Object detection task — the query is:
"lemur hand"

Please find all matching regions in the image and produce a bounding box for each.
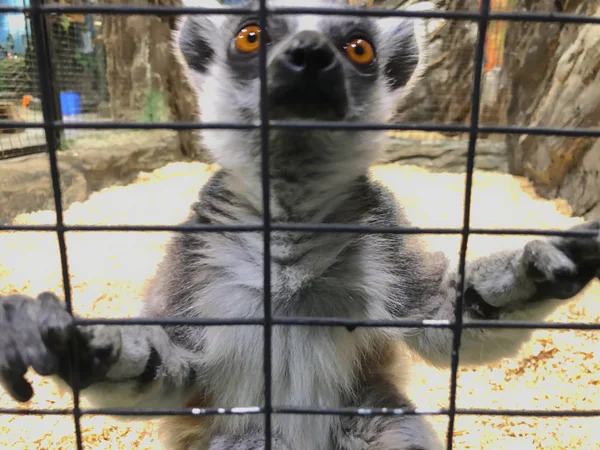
[520,220,600,303]
[466,220,600,315]
[0,292,121,402]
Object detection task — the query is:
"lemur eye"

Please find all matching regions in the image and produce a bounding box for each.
[235,25,262,53]
[344,38,375,65]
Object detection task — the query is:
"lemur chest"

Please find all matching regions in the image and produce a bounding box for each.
[202,321,378,449]
[197,234,398,447]
[205,231,396,317]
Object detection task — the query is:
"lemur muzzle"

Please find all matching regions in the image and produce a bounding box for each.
[268,30,348,119]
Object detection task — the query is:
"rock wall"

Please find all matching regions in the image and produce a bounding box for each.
[379,136,508,173]
[391,0,599,219]
[502,0,600,219]
[0,131,181,225]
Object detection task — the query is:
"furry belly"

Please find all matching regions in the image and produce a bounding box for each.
[198,325,369,449]
[159,402,339,450]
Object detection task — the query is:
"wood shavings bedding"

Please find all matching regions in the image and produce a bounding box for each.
[0,162,598,449]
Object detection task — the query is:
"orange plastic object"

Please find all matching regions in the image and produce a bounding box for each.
[22,95,32,109]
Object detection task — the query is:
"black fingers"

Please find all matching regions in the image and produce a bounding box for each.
[0,313,33,402]
[0,292,73,402]
[560,221,600,282]
[523,240,576,283]
[61,325,121,389]
[553,220,600,264]
[38,291,74,354]
[0,292,123,401]
[526,221,600,303]
[535,264,599,301]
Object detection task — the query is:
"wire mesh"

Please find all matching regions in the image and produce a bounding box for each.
[28,0,84,446]
[0,0,45,159]
[0,0,599,449]
[0,4,135,161]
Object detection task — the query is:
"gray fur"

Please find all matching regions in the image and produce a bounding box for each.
[1,1,599,449]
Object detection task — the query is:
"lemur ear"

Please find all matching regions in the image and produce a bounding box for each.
[377,2,433,99]
[173,0,226,74]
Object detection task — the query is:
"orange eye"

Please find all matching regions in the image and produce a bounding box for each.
[235,25,261,53]
[345,38,375,65]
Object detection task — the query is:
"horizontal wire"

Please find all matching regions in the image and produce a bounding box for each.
[0,4,598,24]
[2,406,599,418]
[1,223,598,238]
[72,316,600,331]
[274,407,600,418]
[0,223,264,232]
[1,120,599,138]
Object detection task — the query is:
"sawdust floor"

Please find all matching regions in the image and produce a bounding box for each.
[0,161,599,449]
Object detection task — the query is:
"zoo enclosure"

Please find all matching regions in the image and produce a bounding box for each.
[0,0,108,159]
[0,1,599,450]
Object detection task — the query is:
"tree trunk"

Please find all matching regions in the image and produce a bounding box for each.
[395,0,482,128]
[103,0,205,159]
[501,0,600,219]
[104,1,149,119]
[148,0,206,160]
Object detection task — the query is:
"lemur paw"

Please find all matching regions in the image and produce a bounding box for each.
[523,220,600,301]
[0,292,121,403]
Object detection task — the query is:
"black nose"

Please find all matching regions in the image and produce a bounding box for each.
[268,30,348,120]
[282,30,337,76]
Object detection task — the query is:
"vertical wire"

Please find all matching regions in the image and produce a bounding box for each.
[258,0,273,448]
[445,0,491,448]
[28,0,84,449]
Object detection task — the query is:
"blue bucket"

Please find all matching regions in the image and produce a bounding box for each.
[59,91,81,116]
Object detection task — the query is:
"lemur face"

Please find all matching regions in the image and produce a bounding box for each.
[176,0,429,124]
[174,0,431,173]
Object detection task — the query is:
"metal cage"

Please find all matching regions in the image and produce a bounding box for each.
[0,1,599,449]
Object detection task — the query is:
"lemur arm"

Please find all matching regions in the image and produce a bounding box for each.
[76,324,196,411]
[402,221,600,367]
[0,292,198,413]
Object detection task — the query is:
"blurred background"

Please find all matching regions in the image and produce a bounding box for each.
[0,0,597,225]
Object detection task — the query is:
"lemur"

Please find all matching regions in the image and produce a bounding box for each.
[1,0,599,449]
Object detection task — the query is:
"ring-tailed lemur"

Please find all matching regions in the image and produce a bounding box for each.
[1,1,599,449]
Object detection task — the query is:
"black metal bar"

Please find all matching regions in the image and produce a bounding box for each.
[446,0,491,447]
[1,223,598,238]
[272,407,600,418]
[28,0,83,448]
[42,10,64,150]
[0,5,23,12]
[0,223,264,232]
[258,0,273,447]
[2,120,600,139]
[68,316,600,331]
[0,4,598,25]
[2,406,600,418]
[2,305,598,330]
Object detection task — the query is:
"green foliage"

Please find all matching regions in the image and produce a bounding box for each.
[60,15,71,34]
[0,57,31,94]
[73,51,99,74]
[0,57,26,75]
[140,88,170,123]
